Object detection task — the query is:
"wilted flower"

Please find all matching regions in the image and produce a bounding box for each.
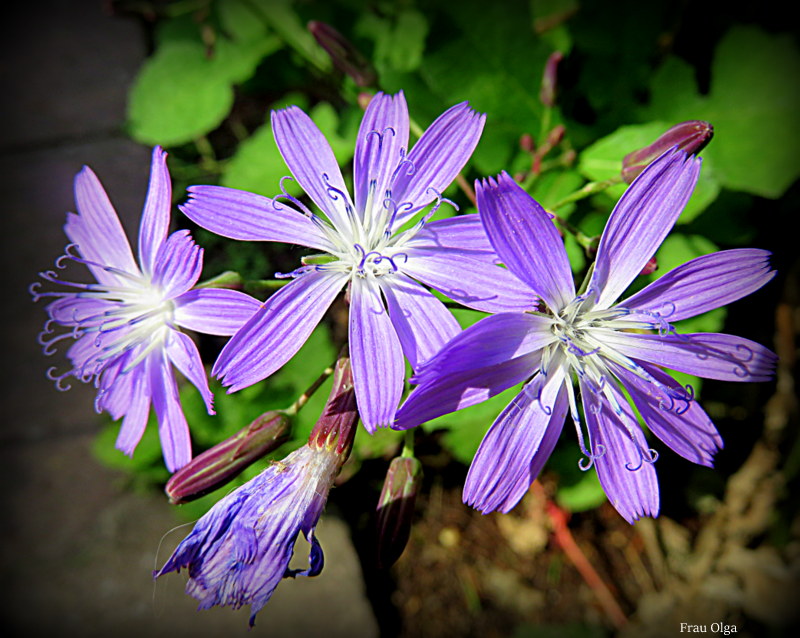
[396,149,776,523]
[155,352,358,626]
[182,91,534,431]
[30,147,260,471]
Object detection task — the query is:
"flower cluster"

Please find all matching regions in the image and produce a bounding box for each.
[33,90,777,624]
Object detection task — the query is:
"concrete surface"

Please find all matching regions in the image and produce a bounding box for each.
[0,2,379,636]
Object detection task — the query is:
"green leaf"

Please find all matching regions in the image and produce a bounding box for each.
[419,0,551,174]
[578,122,721,222]
[356,9,429,74]
[646,26,800,198]
[127,41,234,146]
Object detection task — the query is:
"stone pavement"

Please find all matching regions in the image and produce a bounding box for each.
[0,3,378,636]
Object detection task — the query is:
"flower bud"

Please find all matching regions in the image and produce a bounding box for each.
[308,349,358,464]
[539,51,564,108]
[165,411,291,504]
[640,256,658,276]
[375,456,423,569]
[622,121,713,183]
[308,21,377,87]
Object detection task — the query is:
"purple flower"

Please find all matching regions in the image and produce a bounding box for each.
[181,91,534,431]
[31,147,261,471]
[155,352,358,626]
[396,149,777,523]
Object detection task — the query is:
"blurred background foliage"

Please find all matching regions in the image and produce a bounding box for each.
[96,0,798,633]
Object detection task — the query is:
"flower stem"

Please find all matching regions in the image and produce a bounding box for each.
[285,362,336,417]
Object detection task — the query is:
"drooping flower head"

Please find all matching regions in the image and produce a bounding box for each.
[155,352,358,626]
[31,147,261,471]
[182,91,535,432]
[396,148,777,523]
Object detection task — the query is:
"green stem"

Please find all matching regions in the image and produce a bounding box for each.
[401,430,415,458]
[550,176,623,212]
[284,362,336,417]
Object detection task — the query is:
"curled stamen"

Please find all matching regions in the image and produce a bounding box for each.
[424,187,460,218]
[274,265,315,279]
[273,176,316,219]
[625,446,659,472]
[386,199,414,234]
[373,254,401,273]
[735,343,755,362]
[39,330,76,356]
[578,443,607,471]
[390,153,415,182]
[46,366,73,392]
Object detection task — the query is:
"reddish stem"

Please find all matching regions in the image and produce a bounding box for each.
[533,482,628,629]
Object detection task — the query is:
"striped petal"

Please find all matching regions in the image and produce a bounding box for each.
[590,149,701,309]
[174,288,262,336]
[477,172,575,310]
[138,146,171,276]
[181,185,335,252]
[353,91,410,218]
[391,102,485,223]
[582,378,660,523]
[349,277,405,432]
[214,271,347,391]
[619,248,775,322]
[271,106,354,232]
[464,369,568,514]
[149,349,192,472]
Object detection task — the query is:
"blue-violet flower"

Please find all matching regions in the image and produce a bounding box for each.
[396,149,777,523]
[31,147,261,471]
[181,91,535,431]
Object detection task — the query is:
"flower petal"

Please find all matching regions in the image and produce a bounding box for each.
[114,370,151,456]
[148,349,192,472]
[477,172,575,310]
[590,149,701,309]
[405,214,498,259]
[391,102,485,221]
[353,91,410,217]
[464,369,568,514]
[619,248,775,322]
[271,106,354,232]
[138,146,172,276]
[165,330,214,415]
[151,230,203,299]
[395,353,541,430]
[174,288,262,336]
[381,273,460,370]
[600,331,777,382]
[401,247,536,313]
[214,271,347,391]
[613,362,722,467]
[67,167,139,285]
[349,277,405,432]
[181,185,335,252]
[412,312,556,385]
[582,378,660,523]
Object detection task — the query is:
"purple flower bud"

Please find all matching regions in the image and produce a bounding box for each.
[539,51,564,108]
[165,411,291,504]
[639,255,658,276]
[308,21,377,87]
[520,133,536,153]
[375,456,422,568]
[622,121,714,183]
